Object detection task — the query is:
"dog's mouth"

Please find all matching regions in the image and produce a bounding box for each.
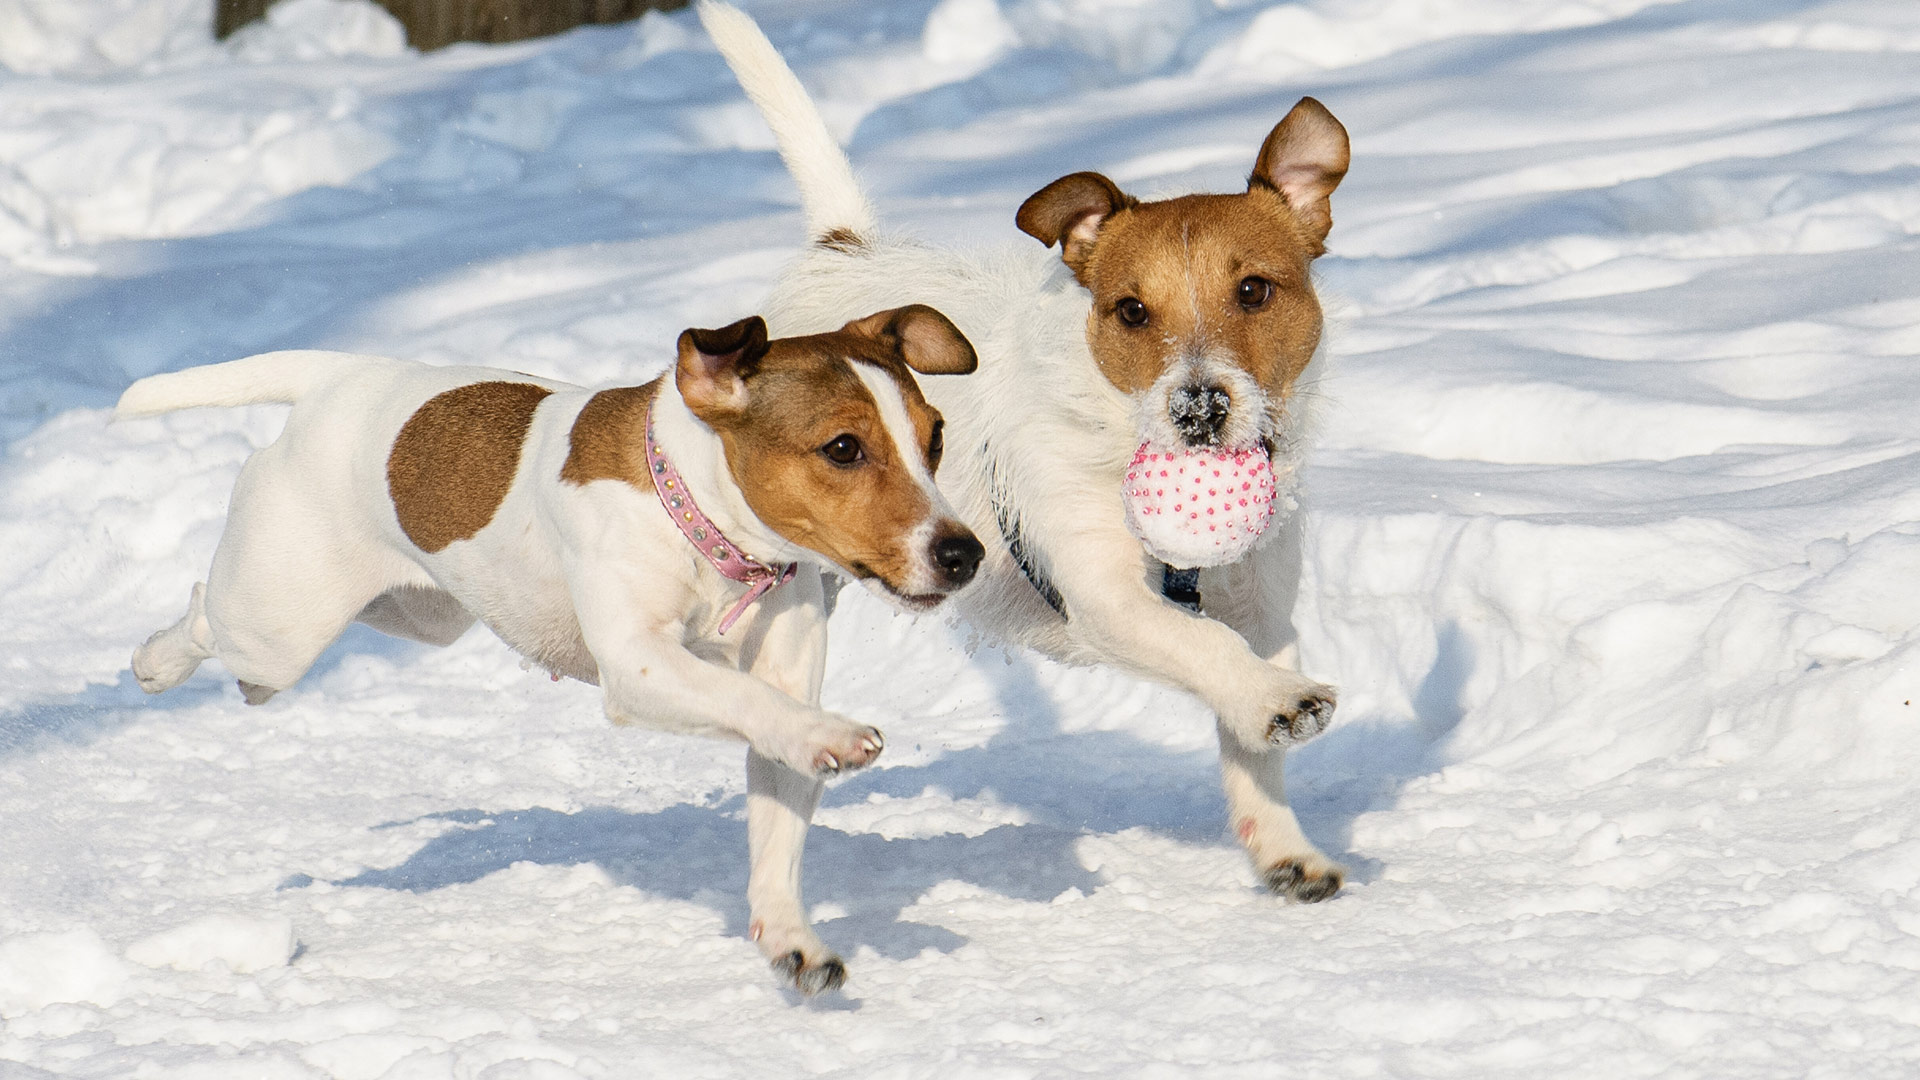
[1146,399,1283,458]
[848,561,949,612]
[889,589,946,612]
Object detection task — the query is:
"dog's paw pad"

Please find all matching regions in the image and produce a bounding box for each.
[772,950,847,995]
[1267,689,1336,745]
[1263,858,1343,903]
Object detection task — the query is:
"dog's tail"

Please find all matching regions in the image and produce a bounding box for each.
[115,350,370,419]
[696,0,877,243]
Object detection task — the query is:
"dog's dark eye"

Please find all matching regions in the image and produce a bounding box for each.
[928,419,944,471]
[820,434,864,466]
[1237,276,1274,310]
[1116,297,1149,327]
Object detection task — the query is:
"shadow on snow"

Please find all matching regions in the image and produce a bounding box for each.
[299,640,1466,958]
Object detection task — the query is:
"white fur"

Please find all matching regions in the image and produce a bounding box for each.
[701,1,1346,895]
[694,0,874,239]
[114,349,351,418]
[851,360,962,601]
[117,347,949,991]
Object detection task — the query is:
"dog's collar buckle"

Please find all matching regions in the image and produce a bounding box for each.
[645,403,798,634]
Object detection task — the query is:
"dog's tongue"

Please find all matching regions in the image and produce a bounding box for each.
[1123,439,1281,569]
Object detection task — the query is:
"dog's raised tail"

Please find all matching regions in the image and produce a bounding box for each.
[115,351,365,419]
[696,0,876,243]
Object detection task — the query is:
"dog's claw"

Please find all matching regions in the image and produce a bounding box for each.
[1268,689,1336,745]
[810,724,885,778]
[1264,858,1343,903]
[798,957,846,996]
[772,949,846,995]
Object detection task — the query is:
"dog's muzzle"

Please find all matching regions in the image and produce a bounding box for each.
[1169,383,1233,446]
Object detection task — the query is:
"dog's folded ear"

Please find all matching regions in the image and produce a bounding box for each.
[677,315,770,415]
[843,304,978,376]
[1250,97,1350,256]
[1016,171,1132,280]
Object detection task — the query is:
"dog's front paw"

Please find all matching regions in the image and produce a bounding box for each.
[751,916,847,996]
[1267,684,1336,746]
[771,948,848,996]
[811,724,885,777]
[1263,854,1344,903]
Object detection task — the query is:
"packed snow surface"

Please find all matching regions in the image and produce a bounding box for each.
[4,0,1919,1075]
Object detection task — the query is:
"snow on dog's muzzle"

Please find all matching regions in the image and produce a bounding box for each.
[1123,439,1292,569]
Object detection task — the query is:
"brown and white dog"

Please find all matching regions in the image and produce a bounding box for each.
[115,308,983,993]
[701,3,1352,902]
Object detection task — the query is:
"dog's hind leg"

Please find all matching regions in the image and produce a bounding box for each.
[1203,516,1345,902]
[196,448,415,703]
[132,582,216,693]
[205,551,408,705]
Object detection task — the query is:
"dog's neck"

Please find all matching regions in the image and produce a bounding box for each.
[649,379,810,572]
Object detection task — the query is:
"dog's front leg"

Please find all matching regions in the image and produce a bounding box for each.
[1190,507,1344,895]
[595,639,881,774]
[1197,514,1345,901]
[570,567,884,780]
[736,571,846,994]
[1214,718,1343,901]
[1040,502,1336,752]
[572,572,876,994]
[746,750,842,993]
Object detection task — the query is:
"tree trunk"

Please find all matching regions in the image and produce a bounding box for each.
[215,0,688,49]
[216,0,277,38]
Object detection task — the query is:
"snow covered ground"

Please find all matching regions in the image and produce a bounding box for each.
[3,0,1919,1074]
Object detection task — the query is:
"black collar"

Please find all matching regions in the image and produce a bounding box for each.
[986,452,1201,619]
[1161,565,1202,611]
[992,488,1067,619]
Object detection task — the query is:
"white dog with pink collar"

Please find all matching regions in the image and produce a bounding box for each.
[114,307,983,995]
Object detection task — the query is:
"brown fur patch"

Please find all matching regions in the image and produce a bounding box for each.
[388,381,552,553]
[1076,188,1323,397]
[817,227,866,253]
[560,381,659,487]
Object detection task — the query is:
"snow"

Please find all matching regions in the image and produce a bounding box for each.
[126,914,298,974]
[3,0,1919,1075]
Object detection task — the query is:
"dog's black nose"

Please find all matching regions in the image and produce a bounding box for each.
[1170,383,1233,445]
[932,531,984,588]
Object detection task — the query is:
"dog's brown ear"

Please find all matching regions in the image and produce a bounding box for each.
[844,304,978,376]
[676,315,769,417]
[1250,97,1350,256]
[1016,171,1132,280]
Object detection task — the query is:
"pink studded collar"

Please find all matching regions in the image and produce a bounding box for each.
[645,402,798,635]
